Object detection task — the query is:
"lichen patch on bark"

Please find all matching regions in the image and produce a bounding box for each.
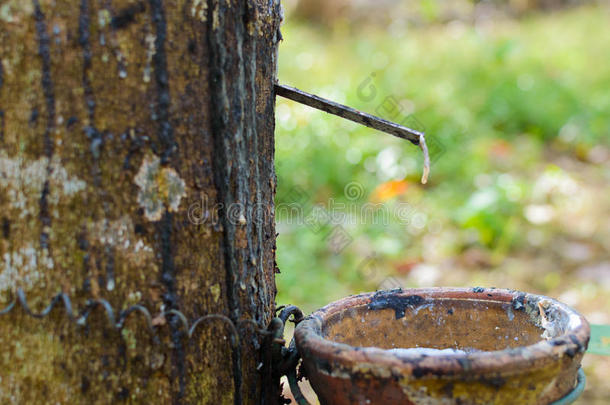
[190,0,207,22]
[0,244,53,293]
[89,215,154,258]
[0,150,87,294]
[134,153,186,221]
[87,215,158,295]
[210,283,221,303]
[143,33,156,83]
[0,0,34,23]
[0,150,86,219]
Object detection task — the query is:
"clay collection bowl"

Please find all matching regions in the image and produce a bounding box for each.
[294,287,589,405]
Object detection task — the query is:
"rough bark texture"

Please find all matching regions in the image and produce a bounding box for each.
[0,0,281,403]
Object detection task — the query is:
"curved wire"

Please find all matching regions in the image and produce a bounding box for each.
[286,336,311,405]
[188,313,243,405]
[278,305,304,325]
[116,305,154,333]
[162,309,190,336]
[17,289,74,320]
[0,299,16,315]
[287,363,310,405]
[0,289,272,340]
[189,314,239,344]
[237,318,274,337]
[1,287,298,405]
[78,298,116,327]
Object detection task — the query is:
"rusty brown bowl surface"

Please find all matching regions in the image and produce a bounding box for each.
[294,287,590,405]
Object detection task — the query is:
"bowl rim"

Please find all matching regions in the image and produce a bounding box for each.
[294,287,590,377]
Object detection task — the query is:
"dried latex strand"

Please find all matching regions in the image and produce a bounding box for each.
[419,134,430,184]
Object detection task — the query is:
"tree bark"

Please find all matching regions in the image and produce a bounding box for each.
[0,0,281,403]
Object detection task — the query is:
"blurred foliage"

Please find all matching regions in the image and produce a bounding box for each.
[275,4,609,310]
[274,5,610,402]
[285,0,594,26]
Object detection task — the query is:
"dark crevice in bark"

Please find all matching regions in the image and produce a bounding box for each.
[29,107,39,126]
[78,0,103,186]
[78,0,95,122]
[38,181,51,250]
[79,0,114,292]
[232,7,252,360]
[78,228,92,294]
[149,0,184,400]
[2,218,10,239]
[239,4,265,398]
[0,57,3,141]
[111,1,146,30]
[0,54,4,142]
[156,211,185,403]
[240,2,256,326]
[207,0,235,330]
[33,0,55,158]
[33,0,55,251]
[103,0,128,78]
[149,0,175,165]
[207,2,245,404]
[232,11,259,384]
[243,1,266,331]
[226,0,250,331]
[260,3,283,402]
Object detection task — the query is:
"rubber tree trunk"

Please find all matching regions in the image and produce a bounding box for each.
[0,0,281,403]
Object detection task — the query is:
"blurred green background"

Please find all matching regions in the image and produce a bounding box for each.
[274,1,609,403]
